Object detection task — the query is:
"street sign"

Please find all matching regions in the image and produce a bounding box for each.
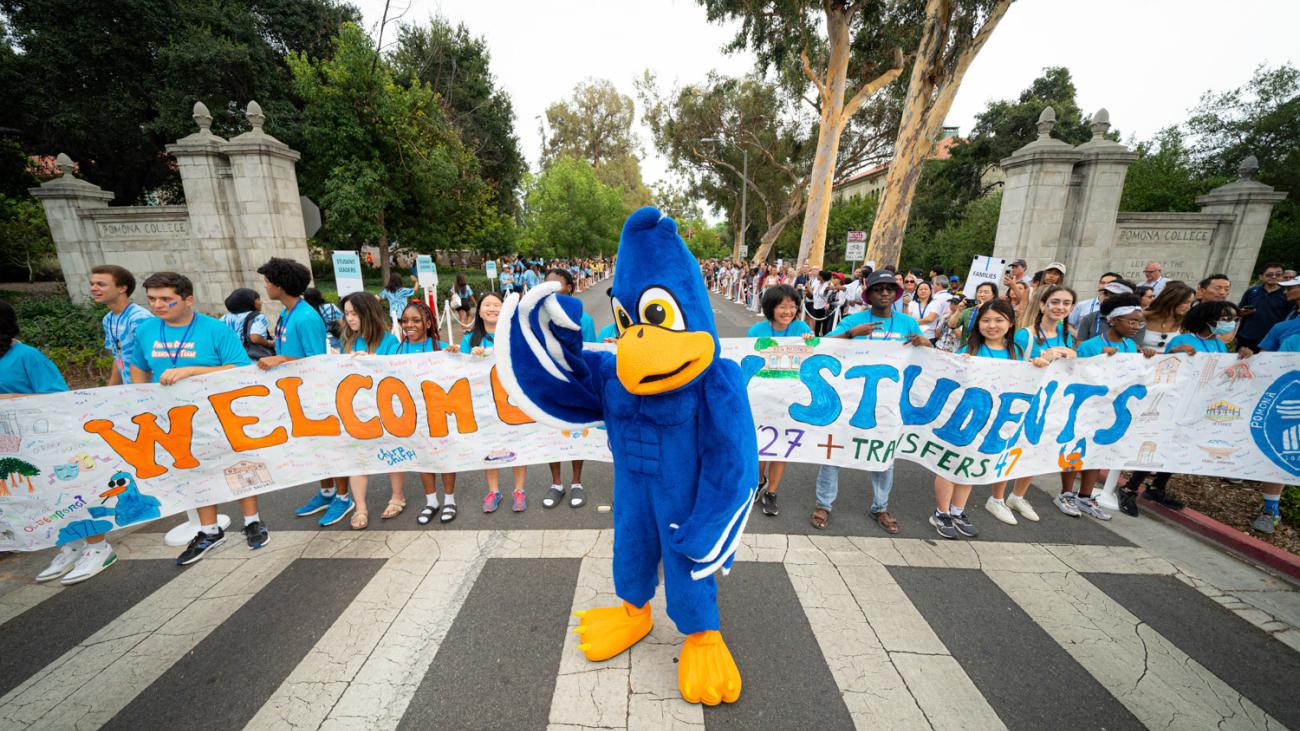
[332,250,364,297]
[739,245,749,258]
[416,254,437,288]
[301,196,321,239]
[964,255,1006,298]
[845,231,867,261]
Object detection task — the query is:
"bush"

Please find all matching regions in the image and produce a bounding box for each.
[1281,485,1300,527]
[3,290,112,387]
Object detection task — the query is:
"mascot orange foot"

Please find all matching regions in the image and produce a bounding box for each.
[679,630,742,705]
[574,601,653,661]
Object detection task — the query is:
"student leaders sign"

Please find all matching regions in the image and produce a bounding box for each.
[1,339,1296,551]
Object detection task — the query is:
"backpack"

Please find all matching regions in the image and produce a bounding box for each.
[240,313,276,360]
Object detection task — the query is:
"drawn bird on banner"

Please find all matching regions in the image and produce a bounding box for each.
[495,206,758,706]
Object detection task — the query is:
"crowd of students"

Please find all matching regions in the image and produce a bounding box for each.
[710,257,1299,540]
[0,256,610,587]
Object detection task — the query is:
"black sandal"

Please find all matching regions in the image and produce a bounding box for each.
[542,485,565,508]
[569,486,586,508]
[417,505,437,525]
[440,504,457,523]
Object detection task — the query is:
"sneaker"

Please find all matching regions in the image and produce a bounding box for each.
[1142,487,1185,510]
[950,512,979,538]
[296,491,334,517]
[177,529,226,566]
[483,491,502,513]
[1118,489,1140,518]
[984,497,1017,525]
[319,495,355,527]
[1055,492,1082,517]
[929,511,958,539]
[1006,494,1040,522]
[1075,495,1112,521]
[1252,513,1280,534]
[512,489,527,512]
[760,491,780,516]
[36,541,85,582]
[61,543,117,585]
[243,521,270,549]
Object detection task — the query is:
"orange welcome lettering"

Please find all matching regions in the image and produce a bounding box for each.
[376,377,417,437]
[420,378,478,437]
[337,374,382,439]
[490,366,534,426]
[208,385,288,452]
[276,377,341,437]
[83,406,201,479]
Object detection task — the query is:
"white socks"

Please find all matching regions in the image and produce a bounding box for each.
[201,523,220,536]
[321,487,336,497]
[244,513,260,527]
[426,493,439,508]
[444,493,455,506]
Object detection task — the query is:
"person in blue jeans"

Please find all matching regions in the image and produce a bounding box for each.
[807,270,931,533]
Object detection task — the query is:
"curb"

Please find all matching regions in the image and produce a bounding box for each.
[1139,490,1300,583]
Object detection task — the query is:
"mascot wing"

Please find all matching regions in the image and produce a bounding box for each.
[496,281,609,429]
[668,360,760,579]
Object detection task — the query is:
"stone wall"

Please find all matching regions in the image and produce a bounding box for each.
[992,108,1286,297]
[30,101,310,318]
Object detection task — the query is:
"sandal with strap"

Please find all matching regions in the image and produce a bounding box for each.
[417,505,437,525]
[440,503,458,523]
[810,506,830,530]
[350,510,369,531]
[542,485,565,509]
[381,499,406,520]
[569,485,586,508]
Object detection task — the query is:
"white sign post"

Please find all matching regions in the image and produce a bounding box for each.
[332,250,365,298]
[963,255,1007,298]
[485,260,498,292]
[845,231,867,262]
[416,255,438,288]
[739,244,749,259]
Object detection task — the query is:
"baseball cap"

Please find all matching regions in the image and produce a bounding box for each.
[1102,281,1133,295]
[1011,258,1027,268]
[949,275,960,282]
[1279,276,1300,287]
[1046,261,1067,274]
[865,270,901,293]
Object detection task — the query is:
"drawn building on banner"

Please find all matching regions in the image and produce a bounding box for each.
[1205,400,1242,423]
[224,460,272,496]
[1153,357,1180,385]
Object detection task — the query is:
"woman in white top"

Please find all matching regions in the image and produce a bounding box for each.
[906,281,944,342]
[1137,282,1194,352]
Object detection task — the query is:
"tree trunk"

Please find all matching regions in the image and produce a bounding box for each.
[377,210,391,287]
[865,97,937,267]
[0,477,8,497]
[752,190,807,263]
[795,5,853,269]
[25,474,33,492]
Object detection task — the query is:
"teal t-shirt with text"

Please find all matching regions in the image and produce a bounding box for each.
[130,313,251,382]
[827,311,922,342]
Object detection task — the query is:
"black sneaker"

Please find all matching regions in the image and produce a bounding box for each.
[950,512,978,538]
[1142,487,1184,510]
[1119,489,1140,517]
[929,511,958,539]
[243,521,270,549]
[760,491,780,516]
[177,529,226,566]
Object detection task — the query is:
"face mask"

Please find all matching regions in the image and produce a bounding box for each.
[1212,320,1237,336]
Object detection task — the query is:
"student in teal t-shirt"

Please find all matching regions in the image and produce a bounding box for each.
[597,321,619,342]
[746,285,812,518]
[0,300,68,395]
[538,268,594,511]
[1013,284,1078,363]
[1074,293,1157,359]
[128,272,264,567]
[91,264,153,387]
[380,273,416,326]
[460,292,502,354]
[255,258,327,367]
[1165,301,1238,355]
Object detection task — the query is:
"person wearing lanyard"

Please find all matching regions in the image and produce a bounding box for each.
[461,293,529,512]
[746,285,813,518]
[90,265,153,387]
[255,258,338,523]
[1062,293,1156,524]
[906,281,942,342]
[805,270,930,535]
[128,272,259,565]
[1236,275,1300,534]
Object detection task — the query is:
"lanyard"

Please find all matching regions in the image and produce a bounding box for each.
[400,338,436,354]
[867,315,895,341]
[1103,333,1135,353]
[108,303,140,352]
[767,322,793,337]
[276,299,301,344]
[915,299,930,320]
[159,317,198,367]
[1194,334,1224,353]
[978,344,1009,360]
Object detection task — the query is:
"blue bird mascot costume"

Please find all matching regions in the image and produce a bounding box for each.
[497,207,758,706]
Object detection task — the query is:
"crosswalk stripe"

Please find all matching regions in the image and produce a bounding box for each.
[313,531,492,729]
[0,539,302,729]
[986,569,1281,730]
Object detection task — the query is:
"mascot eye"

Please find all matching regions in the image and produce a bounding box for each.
[637,287,685,331]
[611,297,633,333]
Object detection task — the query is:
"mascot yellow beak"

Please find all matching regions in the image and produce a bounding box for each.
[616,325,715,395]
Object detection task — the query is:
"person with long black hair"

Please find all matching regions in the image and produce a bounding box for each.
[302,287,343,352]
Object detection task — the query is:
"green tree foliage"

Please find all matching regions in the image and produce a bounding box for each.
[542,80,652,210]
[520,157,624,259]
[289,23,493,284]
[0,0,360,205]
[391,17,525,214]
[678,218,730,259]
[904,193,1001,276]
[824,194,879,265]
[1120,127,1224,213]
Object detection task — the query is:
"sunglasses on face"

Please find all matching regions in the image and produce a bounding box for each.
[107,477,128,488]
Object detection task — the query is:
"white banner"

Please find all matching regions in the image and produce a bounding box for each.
[1,340,1296,551]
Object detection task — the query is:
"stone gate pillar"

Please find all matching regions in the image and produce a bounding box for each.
[27,155,114,304]
[992,108,1082,275]
[1064,109,1138,288]
[1195,156,1288,298]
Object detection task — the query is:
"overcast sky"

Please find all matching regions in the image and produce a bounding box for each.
[352,0,1298,191]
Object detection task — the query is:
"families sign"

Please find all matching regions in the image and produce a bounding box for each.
[1,340,1296,551]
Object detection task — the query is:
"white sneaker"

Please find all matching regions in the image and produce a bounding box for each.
[984,497,1018,525]
[1006,494,1040,522]
[36,541,85,582]
[61,543,117,585]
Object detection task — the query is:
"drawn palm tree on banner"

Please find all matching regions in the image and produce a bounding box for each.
[0,457,40,495]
